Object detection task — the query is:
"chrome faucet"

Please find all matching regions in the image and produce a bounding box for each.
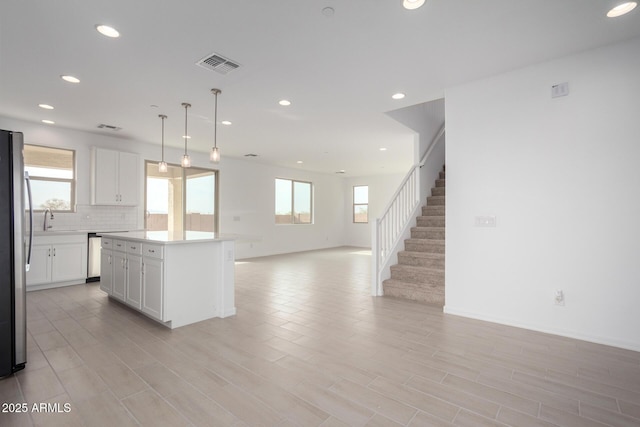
[43,208,54,231]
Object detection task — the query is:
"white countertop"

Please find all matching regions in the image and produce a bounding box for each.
[99,230,237,244]
[34,230,89,237]
[34,229,140,237]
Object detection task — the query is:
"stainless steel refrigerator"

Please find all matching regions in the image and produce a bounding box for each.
[0,129,31,377]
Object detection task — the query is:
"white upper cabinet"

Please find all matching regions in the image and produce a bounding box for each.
[91,148,139,206]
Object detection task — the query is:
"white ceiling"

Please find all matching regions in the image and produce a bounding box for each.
[1,0,639,176]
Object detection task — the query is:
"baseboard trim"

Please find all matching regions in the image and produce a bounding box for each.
[443,305,640,353]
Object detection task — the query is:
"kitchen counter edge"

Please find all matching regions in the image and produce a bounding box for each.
[98,231,238,245]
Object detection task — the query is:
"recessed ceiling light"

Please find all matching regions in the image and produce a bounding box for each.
[607,2,637,17]
[279,99,291,106]
[61,75,80,83]
[297,160,303,164]
[182,135,191,139]
[41,119,55,124]
[221,120,232,125]
[96,24,120,38]
[322,7,335,17]
[403,0,425,10]
[392,93,405,100]
[379,147,387,151]
[38,104,54,110]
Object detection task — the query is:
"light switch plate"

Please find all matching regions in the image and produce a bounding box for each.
[475,215,497,227]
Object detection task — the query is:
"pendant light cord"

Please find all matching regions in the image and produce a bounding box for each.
[161,115,165,160]
[184,104,188,155]
[214,92,218,149]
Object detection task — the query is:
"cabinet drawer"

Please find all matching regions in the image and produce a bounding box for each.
[126,241,142,255]
[113,240,127,252]
[142,244,163,259]
[102,238,113,249]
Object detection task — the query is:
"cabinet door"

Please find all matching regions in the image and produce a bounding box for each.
[100,249,113,294]
[93,148,119,205]
[126,254,142,309]
[26,245,52,286]
[51,243,86,282]
[142,258,163,321]
[112,252,127,302]
[118,152,139,206]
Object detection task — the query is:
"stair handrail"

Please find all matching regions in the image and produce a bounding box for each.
[372,123,445,295]
[420,123,445,168]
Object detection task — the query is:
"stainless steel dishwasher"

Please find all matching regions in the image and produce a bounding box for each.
[87,232,101,282]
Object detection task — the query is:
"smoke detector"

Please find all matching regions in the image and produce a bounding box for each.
[196,52,240,75]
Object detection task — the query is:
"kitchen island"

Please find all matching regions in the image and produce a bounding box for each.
[99,230,236,328]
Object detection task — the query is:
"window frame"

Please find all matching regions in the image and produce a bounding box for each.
[275,178,313,225]
[353,185,369,224]
[24,144,77,213]
[143,160,220,233]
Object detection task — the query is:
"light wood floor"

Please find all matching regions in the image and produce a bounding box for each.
[2,247,640,427]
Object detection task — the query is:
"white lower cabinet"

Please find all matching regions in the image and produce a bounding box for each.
[126,252,142,310]
[100,238,164,321]
[112,250,127,302]
[142,257,164,320]
[27,245,52,285]
[98,232,235,328]
[26,234,88,290]
[100,248,113,294]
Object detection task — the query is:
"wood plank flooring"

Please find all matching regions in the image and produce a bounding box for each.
[1,247,639,426]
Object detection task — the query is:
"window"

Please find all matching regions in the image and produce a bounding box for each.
[144,161,218,232]
[24,145,76,212]
[353,185,368,223]
[275,178,312,224]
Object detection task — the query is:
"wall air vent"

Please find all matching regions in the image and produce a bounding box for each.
[244,153,258,157]
[97,124,122,131]
[196,52,240,75]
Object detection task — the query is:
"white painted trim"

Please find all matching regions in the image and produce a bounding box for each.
[443,306,640,353]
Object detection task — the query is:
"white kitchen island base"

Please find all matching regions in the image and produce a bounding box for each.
[100,231,236,329]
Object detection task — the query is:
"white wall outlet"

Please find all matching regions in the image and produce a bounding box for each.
[474,215,497,227]
[555,289,565,306]
[551,82,569,98]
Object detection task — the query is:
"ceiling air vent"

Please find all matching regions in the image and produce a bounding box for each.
[196,52,240,75]
[97,124,122,131]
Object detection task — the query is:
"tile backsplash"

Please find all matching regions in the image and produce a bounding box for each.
[37,204,139,232]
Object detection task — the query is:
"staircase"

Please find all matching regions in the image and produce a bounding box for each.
[383,166,445,306]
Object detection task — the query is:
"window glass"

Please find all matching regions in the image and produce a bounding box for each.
[275,178,313,224]
[145,161,218,232]
[353,185,368,223]
[293,181,312,224]
[24,145,75,212]
[185,168,216,232]
[275,178,293,224]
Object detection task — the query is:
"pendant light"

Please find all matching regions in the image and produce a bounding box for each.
[158,114,168,173]
[209,88,221,164]
[181,102,191,168]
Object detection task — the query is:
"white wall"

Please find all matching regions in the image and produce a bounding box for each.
[219,157,347,259]
[445,37,640,351]
[0,116,348,259]
[342,173,405,248]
